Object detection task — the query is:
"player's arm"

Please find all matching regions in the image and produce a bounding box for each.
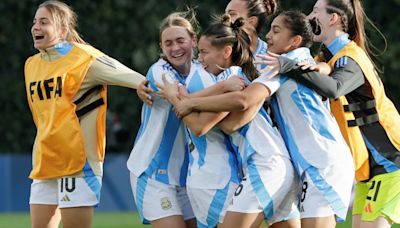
[87,55,146,89]
[279,56,365,99]
[185,76,245,99]
[157,76,229,136]
[218,83,271,134]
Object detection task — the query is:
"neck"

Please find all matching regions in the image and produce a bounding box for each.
[324,30,346,47]
[175,61,191,77]
[250,33,259,53]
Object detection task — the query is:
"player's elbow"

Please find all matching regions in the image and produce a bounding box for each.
[323,89,341,99]
[219,122,238,135]
[190,126,209,137]
[233,91,250,111]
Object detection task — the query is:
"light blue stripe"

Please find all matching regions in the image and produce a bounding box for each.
[291,83,336,141]
[271,96,303,175]
[197,221,209,228]
[206,184,229,227]
[187,70,206,93]
[179,139,190,186]
[363,134,400,173]
[146,66,159,92]
[306,166,348,222]
[191,135,207,167]
[135,104,152,143]
[327,33,350,55]
[229,135,243,177]
[136,174,151,224]
[143,108,182,184]
[82,161,101,201]
[258,107,273,126]
[247,158,274,220]
[225,135,241,183]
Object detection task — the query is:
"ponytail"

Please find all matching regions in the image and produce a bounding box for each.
[203,14,259,80]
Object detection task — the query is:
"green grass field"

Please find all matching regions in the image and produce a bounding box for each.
[1,212,399,228]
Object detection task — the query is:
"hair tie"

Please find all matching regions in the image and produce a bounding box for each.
[231,17,245,31]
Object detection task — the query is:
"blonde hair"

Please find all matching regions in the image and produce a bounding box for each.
[39,0,86,44]
[159,9,199,42]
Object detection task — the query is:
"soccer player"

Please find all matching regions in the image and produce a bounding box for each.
[258,1,400,227]
[25,1,146,228]
[254,11,354,228]
[126,11,199,228]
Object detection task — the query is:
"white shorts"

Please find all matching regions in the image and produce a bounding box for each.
[187,182,237,227]
[228,154,299,224]
[298,161,354,221]
[130,172,195,224]
[29,175,102,208]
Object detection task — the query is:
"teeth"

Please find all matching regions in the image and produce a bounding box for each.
[173,53,184,58]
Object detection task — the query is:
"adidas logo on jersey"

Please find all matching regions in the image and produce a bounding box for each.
[364,202,373,213]
[61,195,71,202]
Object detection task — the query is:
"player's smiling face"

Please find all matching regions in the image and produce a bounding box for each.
[160,26,197,74]
[31,7,65,50]
[266,15,298,54]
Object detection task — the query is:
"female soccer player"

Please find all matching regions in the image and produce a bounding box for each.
[253,11,354,228]
[258,1,400,227]
[126,11,198,228]
[25,1,146,228]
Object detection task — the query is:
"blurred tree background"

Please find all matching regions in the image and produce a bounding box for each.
[1,0,399,153]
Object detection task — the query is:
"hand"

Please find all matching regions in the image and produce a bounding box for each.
[298,62,332,75]
[222,75,245,92]
[155,73,179,102]
[137,80,153,106]
[255,51,281,78]
[178,85,190,100]
[174,99,193,118]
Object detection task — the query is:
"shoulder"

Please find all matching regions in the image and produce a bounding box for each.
[334,56,361,71]
[74,43,105,58]
[25,53,41,68]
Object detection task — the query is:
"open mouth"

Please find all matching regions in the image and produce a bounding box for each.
[309,17,321,35]
[34,35,45,41]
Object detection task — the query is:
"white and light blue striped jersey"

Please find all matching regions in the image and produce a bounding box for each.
[127,58,191,187]
[184,62,240,189]
[217,66,290,170]
[253,47,351,172]
[253,38,268,71]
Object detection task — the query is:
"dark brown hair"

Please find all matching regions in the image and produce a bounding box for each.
[242,0,279,34]
[202,14,259,80]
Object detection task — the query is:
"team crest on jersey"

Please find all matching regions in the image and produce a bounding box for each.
[160,197,172,210]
